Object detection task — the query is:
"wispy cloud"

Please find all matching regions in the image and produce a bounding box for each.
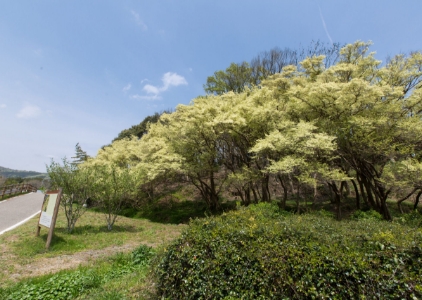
[161,72,188,90]
[130,94,161,101]
[122,83,132,92]
[133,72,187,101]
[131,10,148,31]
[143,84,160,95]
[0,104,6,109]
[317,3,333,45]
[16,103,41,119]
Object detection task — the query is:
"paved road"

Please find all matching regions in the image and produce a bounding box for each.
[0,192,45,234]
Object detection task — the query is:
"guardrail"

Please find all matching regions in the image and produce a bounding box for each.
[0,184,38,199]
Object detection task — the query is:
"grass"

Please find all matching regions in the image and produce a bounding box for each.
[1,245,155,300]
[0,205,187,288]
[1,190,420,299]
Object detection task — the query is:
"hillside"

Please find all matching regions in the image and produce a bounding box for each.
[0,166,47,179]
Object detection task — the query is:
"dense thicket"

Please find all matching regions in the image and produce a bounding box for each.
[154,203,422,299]
[85,41,422,220]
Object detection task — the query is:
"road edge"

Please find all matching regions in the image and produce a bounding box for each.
[0,210,40,235]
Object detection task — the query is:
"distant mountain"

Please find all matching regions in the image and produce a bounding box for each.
[0,166,47,178]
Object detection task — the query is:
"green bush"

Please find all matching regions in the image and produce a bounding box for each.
[351,209,383,220]
[154,203,422,299]
[132,244,154,266]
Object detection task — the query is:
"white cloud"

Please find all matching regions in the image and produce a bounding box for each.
[131,10,148,31]
[161,72,188,91]
[0,104,6,109]
[132,72,187,101]
[143,84,160,95]
[122,83,132,92]
[130,94,161,101]
[16,103,41,119]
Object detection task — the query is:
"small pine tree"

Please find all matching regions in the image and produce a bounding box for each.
[71,143,89,165]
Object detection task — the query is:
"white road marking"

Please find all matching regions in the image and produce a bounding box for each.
[0,210,40,235]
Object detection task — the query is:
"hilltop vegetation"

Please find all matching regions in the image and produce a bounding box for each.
[82,41,422,221]
[0,166,47,189]
[0,166,46,179]
[35,41,422,298]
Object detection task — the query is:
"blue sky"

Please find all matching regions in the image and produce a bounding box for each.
[1,0,421,172]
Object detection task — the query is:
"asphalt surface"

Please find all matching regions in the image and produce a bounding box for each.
[0,192,45,234]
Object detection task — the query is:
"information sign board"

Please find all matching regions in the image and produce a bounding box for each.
[36,189,62,249]
[39,193,59,228]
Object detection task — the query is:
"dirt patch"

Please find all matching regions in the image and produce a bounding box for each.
[5,242,153,282]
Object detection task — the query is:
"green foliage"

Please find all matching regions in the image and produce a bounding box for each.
[204,62,254,95]
[71,143,89,165]
[396,210,422,227]
[46,157,91,233]
[4,176,24,185]
[2,245,154,300]
[112,111,164,143]
[4,270,101,300]
[87,41,422,219]
[0,166,46,179]
[351,209,383,220]
[131,244,155,266]
[204,41,341,95]
[89,163,138,231]
[155,204,422,299]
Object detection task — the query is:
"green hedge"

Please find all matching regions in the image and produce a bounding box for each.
[154,203,422,299]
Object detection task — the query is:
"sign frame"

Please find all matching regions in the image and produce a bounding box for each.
[36,188,62,249]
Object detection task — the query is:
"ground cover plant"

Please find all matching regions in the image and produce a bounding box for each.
[155,203,422,299]
[0,205,186,288]
[0,244,154,300]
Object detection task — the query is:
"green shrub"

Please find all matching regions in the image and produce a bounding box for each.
[154,204,422,299]
[132,244,154,266]
[351,209,383,220]
[395,210,422,226]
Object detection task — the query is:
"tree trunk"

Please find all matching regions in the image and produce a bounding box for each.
[235,187,245,204]
[362,177,377,210]
[296,183,301,213]
[277,175,288,210]
[329,181,343,220]
[414,190,422,210]
[350,179,360,210]
[375,182,392,220]
[358,177,369,206]
[244,186,251,206]
[261,174,270,202]
[313,173,318,206]
[397,188,418,214]
[208,171,219,211]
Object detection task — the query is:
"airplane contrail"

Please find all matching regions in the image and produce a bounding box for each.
[317,3,334,45]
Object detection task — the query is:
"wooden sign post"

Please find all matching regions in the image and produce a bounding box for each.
[36,188,62,249]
